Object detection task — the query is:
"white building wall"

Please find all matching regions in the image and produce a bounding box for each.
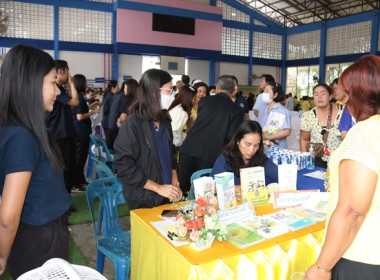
[119,54,143,82]
[59,51,108,87]
[187,59,210,85]
[25,48,281,90]
[219,61,249,85]
[251,64,281,85]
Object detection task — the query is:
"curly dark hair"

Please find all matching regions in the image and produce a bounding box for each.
[223,120,267,177]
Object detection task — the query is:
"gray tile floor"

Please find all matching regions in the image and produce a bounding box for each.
[69,216,131,280]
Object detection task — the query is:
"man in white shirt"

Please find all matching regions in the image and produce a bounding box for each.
[285,92,295,111]
[253,74,275,117]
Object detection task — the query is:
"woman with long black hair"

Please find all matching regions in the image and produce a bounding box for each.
[114,69,182,210]
[0,45,72,278]
[210,120,278,186]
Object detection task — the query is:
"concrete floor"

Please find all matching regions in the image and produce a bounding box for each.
[69,215,131,280]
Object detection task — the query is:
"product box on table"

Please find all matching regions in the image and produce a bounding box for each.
[193,176,215,200]
[240,166,268,206]
[214,172,237,210]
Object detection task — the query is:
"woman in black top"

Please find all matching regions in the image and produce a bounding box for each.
[114,69,182,210]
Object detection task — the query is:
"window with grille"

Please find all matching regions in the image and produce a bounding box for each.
[287,30,320,60]
[0,1,53,40]
[327,21,371,56]
[59,8,112,44]
[222,27,249,56]
[217,0,250,23]
[253,32,282,60]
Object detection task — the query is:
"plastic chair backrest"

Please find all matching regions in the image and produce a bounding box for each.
[187,168,212,199]
[95,135,114,163]
[89,134,100,159]
[86,178,124,237]
[86,134,101,181]
[93,159,115,179]
[93,159,126,204]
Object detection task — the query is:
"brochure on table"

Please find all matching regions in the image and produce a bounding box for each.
[227,223,265,249]
[303,170,326,181]
[270,189,320,208]
[218,202,256,225]
[238,216,289,239]
[300,191,329,212]
[151,220,189,247]
[264,210,315,231]
[278,164,298,191]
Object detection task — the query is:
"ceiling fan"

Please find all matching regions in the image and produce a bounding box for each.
[0,10,9,36]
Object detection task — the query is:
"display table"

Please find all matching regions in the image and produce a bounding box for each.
[130,203,325,280]
[297,166,326,192]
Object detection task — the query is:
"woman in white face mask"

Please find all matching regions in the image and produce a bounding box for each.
[113,69,183,210]
[257,82,291,149]
[160,82,175,110]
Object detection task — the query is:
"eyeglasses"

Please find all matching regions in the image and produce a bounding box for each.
[160,87,173,95]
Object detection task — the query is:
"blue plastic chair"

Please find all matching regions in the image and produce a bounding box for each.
[86,178,131,280]
[187,168,212,200]
[92,159,126,235]
[93,159,117,179]
[95,134,115,169]
[86,134,100,180]
[86,134,115,181]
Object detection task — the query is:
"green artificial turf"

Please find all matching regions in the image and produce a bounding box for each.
[69,193,130,225]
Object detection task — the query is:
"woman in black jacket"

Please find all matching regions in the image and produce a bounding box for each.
[114,69,182,210]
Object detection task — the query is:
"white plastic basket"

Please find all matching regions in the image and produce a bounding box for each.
[17,258,107,280]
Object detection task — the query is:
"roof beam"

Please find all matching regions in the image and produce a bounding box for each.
[315,0,342,18]
[362,0,378,10]
[290,0,325,21]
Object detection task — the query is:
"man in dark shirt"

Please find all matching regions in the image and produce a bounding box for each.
[46,60,79,193]
[178,75,244,194]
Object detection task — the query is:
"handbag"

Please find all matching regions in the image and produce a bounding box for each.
[307,104,332,158]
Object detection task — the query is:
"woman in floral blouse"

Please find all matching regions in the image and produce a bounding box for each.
[300,83,343,168]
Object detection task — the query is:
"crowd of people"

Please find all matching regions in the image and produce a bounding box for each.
[1,43,380,279]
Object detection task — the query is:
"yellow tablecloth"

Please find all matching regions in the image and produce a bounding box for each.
[130,203,325,280]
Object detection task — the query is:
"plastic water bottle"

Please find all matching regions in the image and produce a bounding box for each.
[307,145,315,170]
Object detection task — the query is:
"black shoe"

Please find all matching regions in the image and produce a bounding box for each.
[69,206,77,212]
[71,185,86,193]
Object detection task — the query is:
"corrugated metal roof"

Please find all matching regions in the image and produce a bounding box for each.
[237,0,380,27]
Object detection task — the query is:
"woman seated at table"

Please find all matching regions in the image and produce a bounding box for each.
[300,83,343,168]
[113,69,182,210]
[210,120,278,186]
[257,82,291,149]
[305,55,380,280]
